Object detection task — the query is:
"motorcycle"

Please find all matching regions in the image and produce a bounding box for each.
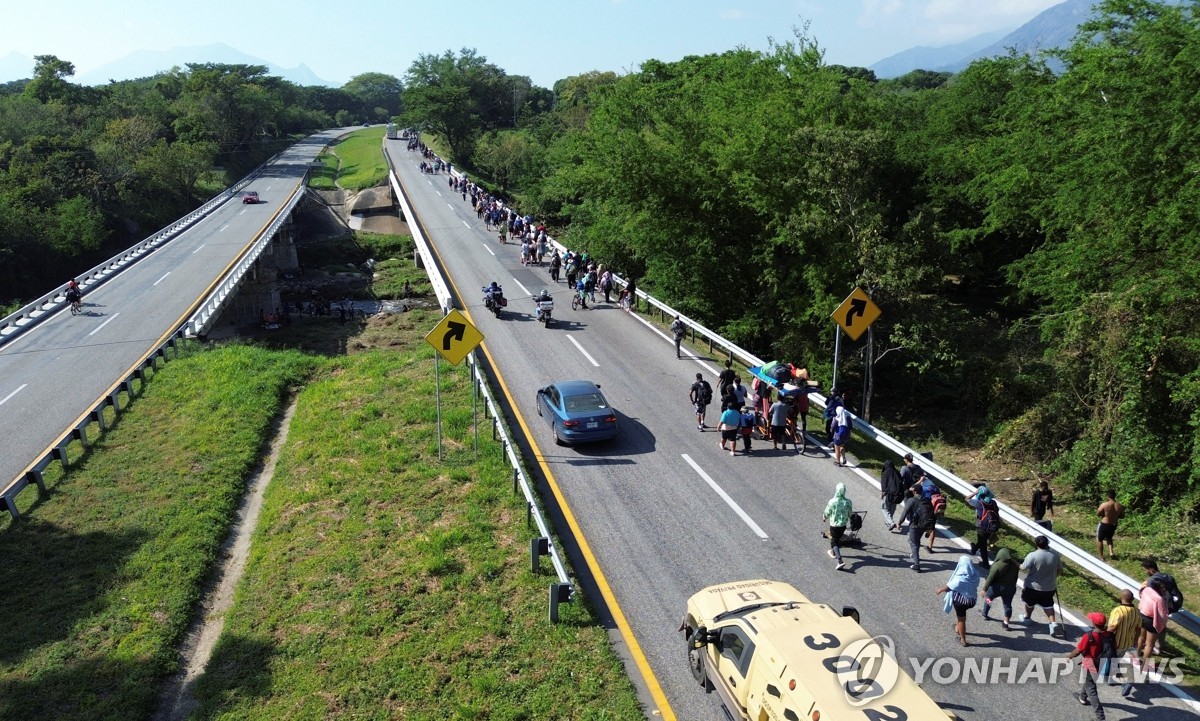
[482,286,506,318]
[535,297,554,327]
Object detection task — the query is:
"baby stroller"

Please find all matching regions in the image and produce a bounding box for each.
[822,511,867,547]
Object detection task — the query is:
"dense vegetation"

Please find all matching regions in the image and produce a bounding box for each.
[0,57,401,303]
[400,1,1200,517]
[3,0,1196,518]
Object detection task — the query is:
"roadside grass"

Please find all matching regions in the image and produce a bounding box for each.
[307,127,389,191]
[294,231,432,302]
[190,315,645,720]
[0,345,317,721]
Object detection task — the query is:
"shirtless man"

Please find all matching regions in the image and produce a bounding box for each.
[1096,490,1124,561]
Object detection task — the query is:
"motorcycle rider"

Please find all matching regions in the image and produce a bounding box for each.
[535,289,553,323]
[483,282,504,312]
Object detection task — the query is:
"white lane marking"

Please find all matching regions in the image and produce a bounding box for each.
[219,224,229,232]
[462,220,470,228]
[88,313,119,337]
[153,272,171,286]
[483,244,495,256]
[623,309,720,376]
[192,244,206,254]
[447,203,455,210]
[682,454,768,539]
[0,384,27,406]
[264,185,272,191]
[436,190,442,196]
[239,208,247,215]
[567,335,600,367]
[511,279,531,297]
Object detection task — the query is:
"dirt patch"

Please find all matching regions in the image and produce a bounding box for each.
[150,395,300,721]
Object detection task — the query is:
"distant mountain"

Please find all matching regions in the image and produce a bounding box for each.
[870,28,1011,79]
[869,0,1104,78]
[0,51,33,82]
[72,43,334,87]
[948,0,1097,71]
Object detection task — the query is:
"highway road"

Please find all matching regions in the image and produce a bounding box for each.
[0,132,340,499]
[388,141,1195,720]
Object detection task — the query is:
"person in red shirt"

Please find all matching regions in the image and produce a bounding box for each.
[1065,611,1110,719]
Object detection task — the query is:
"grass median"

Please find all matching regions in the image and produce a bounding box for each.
[309,127,389,191]
[0,344,317,721]
[191,311,644,719]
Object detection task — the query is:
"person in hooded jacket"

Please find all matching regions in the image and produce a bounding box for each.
[880,459,905,530]
[981,547,1020,631]
[936,555,980,646]
[823,483,853,571]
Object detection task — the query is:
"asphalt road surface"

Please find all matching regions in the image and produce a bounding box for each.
[388,141,1196,721]
[0,132,341,498]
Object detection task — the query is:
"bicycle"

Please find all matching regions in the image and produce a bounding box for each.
[70,299,82,315]
[571,288,588,311]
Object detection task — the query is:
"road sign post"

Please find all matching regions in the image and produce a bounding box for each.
[424,310,485,460]
[831,287,882,397]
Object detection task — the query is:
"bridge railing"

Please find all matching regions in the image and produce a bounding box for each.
[387,157,573,621]
[435,158,1199,637]
[0,154,283,348]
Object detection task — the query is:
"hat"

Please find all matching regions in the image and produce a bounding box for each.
[1087,612,1107,627]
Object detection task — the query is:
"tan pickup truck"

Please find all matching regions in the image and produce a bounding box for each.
[681,579,955,721]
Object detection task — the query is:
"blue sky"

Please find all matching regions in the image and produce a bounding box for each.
[1,0,1065,87]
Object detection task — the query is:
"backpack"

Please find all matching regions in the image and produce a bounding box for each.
[823,398,842,421]
[849,512,863,532]
[978,501,1000,535]
[1089,630,1117,667]
[1148,573,1184,614]
[930,491,947,518]
[913,497,936,531]
[697,381,713,405]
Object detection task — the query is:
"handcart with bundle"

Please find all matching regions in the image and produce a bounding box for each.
[748,361,821,454]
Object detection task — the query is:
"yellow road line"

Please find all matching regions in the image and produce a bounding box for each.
[411,187,678,721]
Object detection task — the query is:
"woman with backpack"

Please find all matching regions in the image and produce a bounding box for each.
[966,484,1000,570]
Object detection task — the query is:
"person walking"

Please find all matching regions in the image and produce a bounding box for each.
[768,396,795,452]
[980,547,1020,631]
[823,483,853,571]
[1106,590,1138,684]
[599,269,613,303]
[690,373,713,431]
[670,315,686,358]
[935,555,980,647]
[717,360,737,400]
[832,401,852,466]
[901,484,936,572]
[966,484,1000,570]
[1096,490,1124,561]
[1065,611,1112,719]
[729,377,748,409]
[1019,535,1063,637]
[880,459,905,530]
[739,406,756,454]
[1030,480,1055,531]
[718,403,742,456]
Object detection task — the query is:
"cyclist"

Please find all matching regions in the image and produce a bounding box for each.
[65,279,82,312]
[574,279,589,309]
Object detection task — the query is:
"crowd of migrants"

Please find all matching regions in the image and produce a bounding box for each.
[402,133,1184,720]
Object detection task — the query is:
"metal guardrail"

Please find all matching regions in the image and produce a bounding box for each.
[1,331,189,518]
[435,158,1199,637]
[388,160,573,621]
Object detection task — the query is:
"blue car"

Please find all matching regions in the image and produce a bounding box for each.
[536,380,618,445]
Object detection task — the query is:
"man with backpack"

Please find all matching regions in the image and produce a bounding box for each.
[966,484,1000,569]
[690,373,713,431]
[1065,611,1113,719]
[900,483,936,572]
[670,315,686,358]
